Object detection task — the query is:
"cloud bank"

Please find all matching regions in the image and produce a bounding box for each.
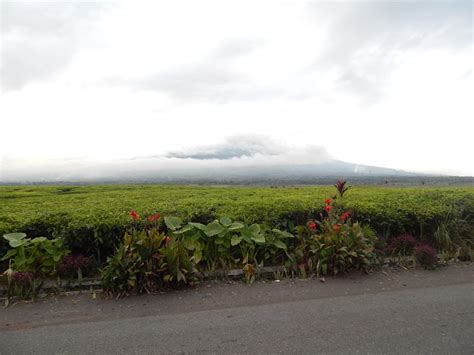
[0,135,333,181]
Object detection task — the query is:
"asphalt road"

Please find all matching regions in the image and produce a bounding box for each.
[1,265,473,354]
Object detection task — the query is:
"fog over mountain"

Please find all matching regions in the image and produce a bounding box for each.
[0,135,431,183]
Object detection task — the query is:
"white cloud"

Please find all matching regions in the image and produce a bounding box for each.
[0,0,472,178]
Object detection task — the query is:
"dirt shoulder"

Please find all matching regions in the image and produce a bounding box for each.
[1,263,472,332]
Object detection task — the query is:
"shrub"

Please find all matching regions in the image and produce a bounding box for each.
[59,254,96,279]
[298,198,376,276]
[387,234,417,257]
[415,244,438,269]
[101,214,199,297]
[1,233,69,301]
[4,271,39,301]
[1,233,69,277]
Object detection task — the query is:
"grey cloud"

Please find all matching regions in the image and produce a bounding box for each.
[0,1,107,91]
[1,135,334,182]
[131,63,244,101]
[112,38,273,103]
[167,134,285,160]
[214,38,264,58]
[307,0,472,102]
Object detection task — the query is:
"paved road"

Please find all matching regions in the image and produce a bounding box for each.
[1,265,473,354]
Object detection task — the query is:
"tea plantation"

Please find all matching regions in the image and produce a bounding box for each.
[1,185,473,259]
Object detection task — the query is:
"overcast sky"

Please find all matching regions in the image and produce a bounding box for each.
[0,0,472,179]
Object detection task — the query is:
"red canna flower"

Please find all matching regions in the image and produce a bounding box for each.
[325,198,332,205]
[298,262,308,270]
[325,205,331,213]
[339,211,350,222]
[308,221,317,231]
[147,213,161,222]
[130,210,140,221]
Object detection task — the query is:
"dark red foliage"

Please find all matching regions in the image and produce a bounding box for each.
[13,271,34,286]
[415,244,438,269]
[334,180,351,198]
[386,234,417,256]
[59,254,96,278]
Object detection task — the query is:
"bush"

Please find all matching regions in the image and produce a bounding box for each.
[1,185,473,260]
[415,244,438,269]
[297,198,376,276]
[387,234,417,257]
[100,217,199,297]
[1,233,69,301]
[58,254,96,279]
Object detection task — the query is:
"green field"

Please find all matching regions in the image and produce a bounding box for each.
[1,185,473,259]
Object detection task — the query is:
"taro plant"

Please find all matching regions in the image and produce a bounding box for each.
[1,232,69,303]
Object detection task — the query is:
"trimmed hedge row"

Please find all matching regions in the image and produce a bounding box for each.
[1,185,473,262]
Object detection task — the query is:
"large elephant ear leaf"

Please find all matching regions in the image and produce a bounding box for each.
[204,221,225,237]
[219,217,232,227]
[164,216,183,231]
[230,235,243,246]
[3,233,28,248]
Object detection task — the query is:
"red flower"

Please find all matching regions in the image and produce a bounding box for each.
[325,198,332,205]
[147,213,161,222]
[325,205,331,213]
[308,221,317,231]
[130,210,140,221]
[339,211,350,222]
[333,224,341,233]
[298,262,307,270]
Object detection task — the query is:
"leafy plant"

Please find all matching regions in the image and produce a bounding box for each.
[101,214,199,297]
[386,234,417,257]
[1,232,69,302]
[59,254,96,279]
[298,198,376,276]
[415,244,437,269]
[334,180,351,198]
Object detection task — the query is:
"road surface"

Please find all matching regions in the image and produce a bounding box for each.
[1,264,473,354]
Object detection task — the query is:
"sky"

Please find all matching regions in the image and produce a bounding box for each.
[0,0,473,180]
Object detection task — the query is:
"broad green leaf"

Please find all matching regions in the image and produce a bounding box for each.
[4,233,28,248]
[249,224,260,234]
[219,217,232,227]
[188,222,206,231]
[164,216,183,231]
[31,237,47,244]
[228,222,245,231]
[250,233,265,244]
[272,240,287,250]
[0,248,17,261]
[272,229,294,238]
[204,221,225,237]
[173,224,193,234]
[230,235,243,246]
[194,250,202,264]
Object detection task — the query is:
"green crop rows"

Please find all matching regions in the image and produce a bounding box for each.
[1,185,473,261]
